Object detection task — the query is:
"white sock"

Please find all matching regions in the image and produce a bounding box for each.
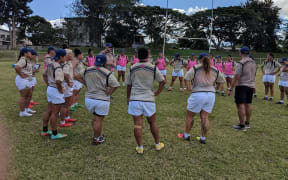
[221,91,225,93]
[264,96,268,98]
[25,108,29,112]
[156,143,160,146]
[138,145,143,149]
[60,121,65,125]
[280,100,284,103]
[65,116,70,120]
[184,132,190,138]
[200,136,206,141]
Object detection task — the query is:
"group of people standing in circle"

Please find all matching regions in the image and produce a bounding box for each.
[13,43,288,154]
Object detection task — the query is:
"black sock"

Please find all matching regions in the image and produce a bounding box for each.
[245,122,249,125]
[52,130,58,136]
[43,126,48,132]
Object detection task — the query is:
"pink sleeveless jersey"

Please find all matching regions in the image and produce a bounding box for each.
[132,56,139,65]
[87,56,95,67]
[187,59,197,71]
[118,55,128,67]
[156,57,166,70]
[210,58,215,65]
[215,62,224,72]
[224,61,234,75]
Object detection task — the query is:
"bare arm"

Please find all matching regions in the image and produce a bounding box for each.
[228,74,240,96]
[105,87,118,96]
[43,74,48,86]
[56,80,64,94]
[154,80,166,96]
[185,80,192,91]
[15,66,27,78]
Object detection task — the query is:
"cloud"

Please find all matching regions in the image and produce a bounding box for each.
[274,0,288,18]
[186,6,208,15]
[172,6,208,15]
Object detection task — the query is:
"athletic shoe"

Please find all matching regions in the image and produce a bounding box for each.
[70,107,76,111]
[275,101,284,104]
[136,147,144,154]
[221,92,225,96]
[40,130,52,136]
[19,111,32,117]
[269,98,273,101]
[92,136,105,145]
[168,87,173,91]
[65,118,77,122]
[28,104,34,109]
[199,139,206,144]
[177,133,190,141]
[232,124,247,131]
[155,143,165,151]
[76,104,83,108]
[263,97,268,100]
[216,91,219,94]
[26,108,36,114]
[59,122,73,127]
[51,133,67,140]
[245,122,250,129]
[30,101,39,105]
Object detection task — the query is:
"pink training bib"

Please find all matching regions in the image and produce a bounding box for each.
[118,55,127,67]
[187,59,197,71]
[87,56,95,67]
[156,57,166,70]
[224,61,234,75]
[215,62,224,72]
[210,58,215,65]
[132,56,139,65]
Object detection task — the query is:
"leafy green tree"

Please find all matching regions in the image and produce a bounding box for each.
[19,16,55,45]
[0,0,32,49]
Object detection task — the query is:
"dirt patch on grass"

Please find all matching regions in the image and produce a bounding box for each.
[0,117,11,180]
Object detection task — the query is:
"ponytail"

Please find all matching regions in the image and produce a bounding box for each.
[17,52,24,61]
[203,56,210,74]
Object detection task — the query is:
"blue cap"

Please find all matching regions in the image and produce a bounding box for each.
[240,46,250,54]
[105,43,112,48]
[31,49,38,56]
[120,49,125,53]
[198,52,209,59]
[94,55,107,66]
[48,46,56,52]
[20,48,31,54]
[175,53,180,58]
[54,49,66,61]
[216,55,221,59]
[191,53,196,56]
[280,57,288,63]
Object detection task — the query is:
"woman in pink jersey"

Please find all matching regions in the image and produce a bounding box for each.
[117,49,128,86]
[131,52,140,65]
[86,48,95,67]
[215,55,225,96]
[224,55,235,90]
[155,52,169,82]
[187,53,198,71]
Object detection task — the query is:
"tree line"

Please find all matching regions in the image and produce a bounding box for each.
[0,0,288,52]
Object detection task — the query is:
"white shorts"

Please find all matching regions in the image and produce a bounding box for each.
[15,75,33,91]
[64,82,73,98]
[47,86,65,105]
[128,101,156,117]
[224,74,234,78]
[31,77,37,87]
[172,69,184,77]
[117,65,126,72]
[187,92,215,113]
[278,80,288,87]
[73,80,83,90]
[160,70,167,76]
[263,75,276,83]
[85,98,110,116]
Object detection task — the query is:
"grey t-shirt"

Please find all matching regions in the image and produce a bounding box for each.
[280,66,288,82]
[172,59,187,73]
[235,58,257,88]
[261,60,281,75]
[126,62,165,102]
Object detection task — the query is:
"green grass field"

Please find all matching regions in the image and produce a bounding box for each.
[1,54,288,179]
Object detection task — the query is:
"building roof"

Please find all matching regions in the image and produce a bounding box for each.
[0,25,9,32]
